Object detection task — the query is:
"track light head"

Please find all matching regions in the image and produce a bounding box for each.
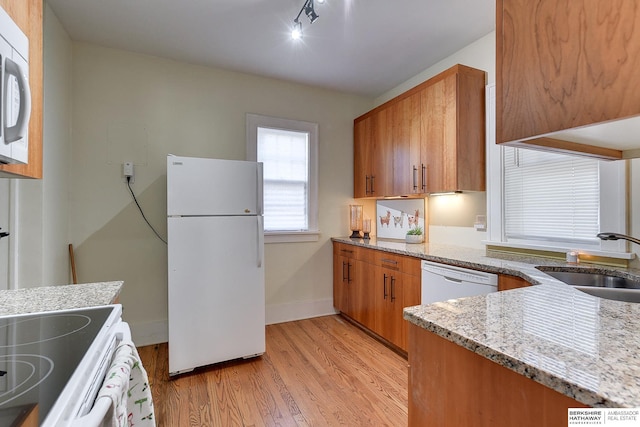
[305,1,319,24]
[291,0,323,40]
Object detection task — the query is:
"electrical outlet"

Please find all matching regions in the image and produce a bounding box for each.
[123,161,134,184]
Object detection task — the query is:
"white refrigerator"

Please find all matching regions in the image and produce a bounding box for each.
[167,155,265,376]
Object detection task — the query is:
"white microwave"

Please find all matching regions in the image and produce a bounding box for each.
[0,5,31,165]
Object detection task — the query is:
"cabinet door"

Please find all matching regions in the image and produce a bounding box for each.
[497,0,640,150]
[393,91,423,195]
[351,259,375,328]
[400,271,421,350]
[373,266,404,349]
[333,252,349,313]
[354,116,374,198]
[371,108,393,197]
[424,69,486,193]
[422,77,447,193]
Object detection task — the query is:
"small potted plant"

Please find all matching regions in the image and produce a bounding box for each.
[405,226,424,244]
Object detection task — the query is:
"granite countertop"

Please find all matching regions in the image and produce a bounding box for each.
[332,237,640,408]
[0,281,123,316]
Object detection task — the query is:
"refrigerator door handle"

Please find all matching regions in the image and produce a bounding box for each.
[256,163,264,215]
[257,216,264,268]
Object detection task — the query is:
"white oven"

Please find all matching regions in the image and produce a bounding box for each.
[0,4,31,165]
[0,305,154,427]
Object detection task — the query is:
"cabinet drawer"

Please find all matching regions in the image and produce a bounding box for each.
[334,242,357,259]
[375,252,405,271]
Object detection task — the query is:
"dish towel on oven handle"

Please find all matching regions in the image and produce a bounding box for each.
[97,340,155,427]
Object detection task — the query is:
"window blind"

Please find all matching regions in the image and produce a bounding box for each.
[257,127,309,231]
[503,147,600,244]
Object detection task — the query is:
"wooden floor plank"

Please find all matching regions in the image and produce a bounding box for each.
[139,315,408,426]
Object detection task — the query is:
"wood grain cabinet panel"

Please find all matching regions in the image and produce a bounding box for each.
[408,323,587,426]
[424,67,486,193]
[392,91,423,195]
[498,274,531,291]
[0,0,43,179]
[497,0,640,158]
[353,64,486,198]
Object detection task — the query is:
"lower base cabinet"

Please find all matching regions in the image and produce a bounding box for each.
[407,323,587,426]
[333,242,420,352]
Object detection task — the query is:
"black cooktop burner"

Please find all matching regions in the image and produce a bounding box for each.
[0,306,115,426]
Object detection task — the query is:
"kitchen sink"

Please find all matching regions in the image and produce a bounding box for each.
[539,269,640,303]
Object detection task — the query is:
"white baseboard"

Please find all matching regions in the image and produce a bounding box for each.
[266,297,338,325]
[130,319,168,347]
[129,298,337,346]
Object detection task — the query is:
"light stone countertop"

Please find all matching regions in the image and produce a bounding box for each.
[333,237,640,408]
[0,281,123,316]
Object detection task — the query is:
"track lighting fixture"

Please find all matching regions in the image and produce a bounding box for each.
[291,0,324,39]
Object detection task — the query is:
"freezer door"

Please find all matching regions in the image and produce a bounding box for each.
[167,155,263,216]
[168,215,265,375]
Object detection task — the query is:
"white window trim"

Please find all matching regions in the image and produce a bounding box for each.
[485,84,630,259]
[246,113,319,244]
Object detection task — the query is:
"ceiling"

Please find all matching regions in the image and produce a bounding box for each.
[46,0,495,98]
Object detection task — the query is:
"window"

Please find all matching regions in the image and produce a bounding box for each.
[503,148,600,245]
[486,84,628,257]
[247,114,319,243]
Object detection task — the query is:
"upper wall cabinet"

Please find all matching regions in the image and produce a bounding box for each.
[497,0,640,160]
[354,64,487,198]
[0,0,43,178]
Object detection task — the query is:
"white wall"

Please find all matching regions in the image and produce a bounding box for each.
[68,43,372,345]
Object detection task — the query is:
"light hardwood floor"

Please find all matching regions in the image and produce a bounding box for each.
[138,315,408,426]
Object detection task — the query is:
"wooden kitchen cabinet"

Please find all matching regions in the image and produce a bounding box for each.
[353,64,486,198]
[332,243,421,352]
[424,67,486,193]
[333,242,356,314]
[408,323,587,426]
[496,0,640,159]
[332,242,375,327]
[353,111,393,198]
[0,0,43,179]
[392,91,423,195]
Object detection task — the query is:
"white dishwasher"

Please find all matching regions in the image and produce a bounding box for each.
[421,260,498,304]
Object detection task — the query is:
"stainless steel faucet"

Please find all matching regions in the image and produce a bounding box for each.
[597,232,640,246]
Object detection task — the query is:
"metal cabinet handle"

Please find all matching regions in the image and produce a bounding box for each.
[371,175,376,194]
[365,175,370,195]
[391,276,396,302]
[412,166,418,191]
[347,262,352,283]
[381,258,398,265]
[421,164,426,192]
[383,273,388,299]
[342,261,347,282]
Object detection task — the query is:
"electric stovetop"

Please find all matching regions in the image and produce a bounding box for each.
[0,305,117,426]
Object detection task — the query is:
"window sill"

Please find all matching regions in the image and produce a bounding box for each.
[265,231,320,244]
[484,240,636,260]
